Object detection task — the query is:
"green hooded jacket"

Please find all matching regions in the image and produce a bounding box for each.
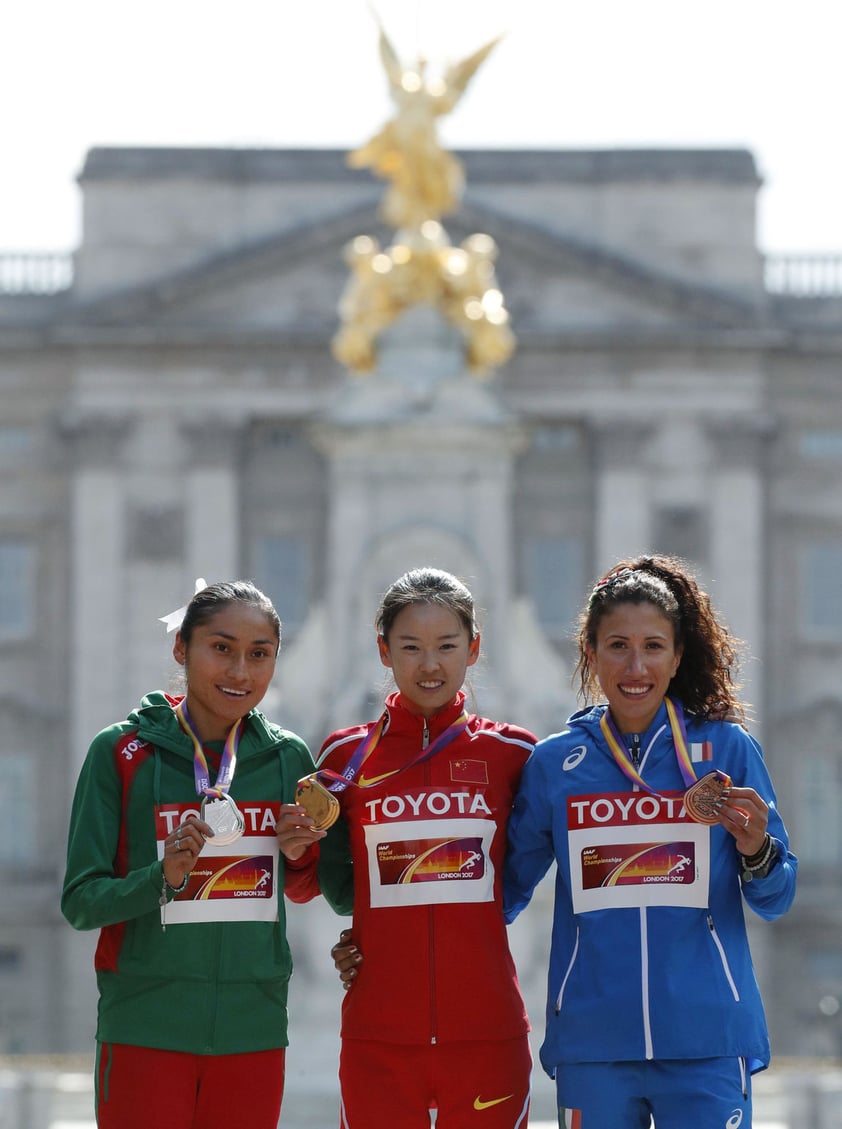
[62,691,352,1054]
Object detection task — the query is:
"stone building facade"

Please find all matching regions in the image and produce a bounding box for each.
[0,146,841,1066]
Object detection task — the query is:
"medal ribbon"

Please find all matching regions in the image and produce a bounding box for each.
[318,709,469,792]
[174,699,244,799]
[599,695,698,796]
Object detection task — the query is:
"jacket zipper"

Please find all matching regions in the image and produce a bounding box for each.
[554,926,580,1014]
[629,734,642,766]
[641,909,653,1059]
[629,729,663,1062]
[707,913,740,1000]
[423,718,436,1043]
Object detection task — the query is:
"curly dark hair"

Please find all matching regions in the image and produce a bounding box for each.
[574,554,747,723]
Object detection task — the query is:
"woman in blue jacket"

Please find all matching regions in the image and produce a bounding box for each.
[504,555,796,1129]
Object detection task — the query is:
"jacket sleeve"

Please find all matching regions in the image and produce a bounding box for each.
[281,736,354,915]
[728,726,798,921]
[742,826,798,921]
[61,729,165,931]
[316,815,354,916]
[282,846,321,903]
[502,747,557,924]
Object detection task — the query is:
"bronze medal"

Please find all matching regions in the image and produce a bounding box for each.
[295,774,340,831]
[683,768,732,824]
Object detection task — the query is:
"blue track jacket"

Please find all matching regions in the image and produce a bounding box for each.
[503,700,797,1078]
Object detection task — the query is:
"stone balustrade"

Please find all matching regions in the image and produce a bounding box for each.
[0,252,73,294]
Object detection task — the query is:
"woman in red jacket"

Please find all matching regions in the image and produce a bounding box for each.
[305,567,535,1129]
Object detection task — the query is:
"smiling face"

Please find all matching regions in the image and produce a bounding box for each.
[378,601,480,719]
[586,600,683,734]
[173,602,279,741]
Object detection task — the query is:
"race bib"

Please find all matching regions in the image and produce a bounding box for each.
[155,801,280,924]
[568,791,711,913]
[364,817,496,908]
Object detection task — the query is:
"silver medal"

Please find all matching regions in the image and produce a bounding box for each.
[201,793,245,845]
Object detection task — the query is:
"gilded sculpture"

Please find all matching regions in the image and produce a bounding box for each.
[332,15,515,376]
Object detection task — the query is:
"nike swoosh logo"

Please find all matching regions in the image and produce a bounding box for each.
[473,1095,513,1111]
[357,770,396,787]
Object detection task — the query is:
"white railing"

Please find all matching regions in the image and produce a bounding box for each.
[2,252,841,301]
[765,254,842,297]
[0,254,73,295]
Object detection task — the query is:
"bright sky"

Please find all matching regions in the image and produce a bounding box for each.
[3,0,841,254]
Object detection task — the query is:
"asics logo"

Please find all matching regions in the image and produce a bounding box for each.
[563,745,587,771]
[473,1095,512,1111]
[726,1110,744,1128]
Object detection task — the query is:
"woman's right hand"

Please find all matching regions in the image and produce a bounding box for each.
[331,929,362,991]
[162,815,211,889]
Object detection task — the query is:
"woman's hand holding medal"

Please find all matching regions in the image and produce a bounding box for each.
[716,784,769,857]
[685,770,769,855]
[275,801,328,862]
[162,815,212,890]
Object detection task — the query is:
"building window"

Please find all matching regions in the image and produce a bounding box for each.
[0,539,35,642]
[0,754,34,865]
[0,947,22,972]
[799,432,842,460]
[523,535,585,640]
[653,506,706,569]
[531,426,579,453]
[801,542,842,640]
[254,536,309,635]
[798,755,842,865]
[0,427,33,456]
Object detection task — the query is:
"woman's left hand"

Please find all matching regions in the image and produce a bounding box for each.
[331,929,362,991]
[275,802,326,861]
[718,785,768,855]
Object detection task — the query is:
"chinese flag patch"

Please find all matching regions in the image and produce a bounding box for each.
[450,758,489,785]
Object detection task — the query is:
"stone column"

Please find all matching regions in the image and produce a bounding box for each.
[62,411,133,779]
[59,409,132,1053]
[180,418,244,583]
[590,419,656,573]
[705,418,772,739]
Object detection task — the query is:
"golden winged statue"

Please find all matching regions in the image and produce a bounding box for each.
[349,18,500,228]
[333,16,515,377]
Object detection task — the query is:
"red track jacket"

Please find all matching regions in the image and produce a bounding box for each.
[318,691,535,1045]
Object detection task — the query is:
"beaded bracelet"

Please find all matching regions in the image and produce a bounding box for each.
[159,869,190,931]
[739,834,777,882]
[167,872,191,894]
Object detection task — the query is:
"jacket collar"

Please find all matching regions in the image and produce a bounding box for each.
[383,690,467,741]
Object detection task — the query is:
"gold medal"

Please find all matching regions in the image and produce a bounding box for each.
[295,774,340,831]
[683,768,732,824]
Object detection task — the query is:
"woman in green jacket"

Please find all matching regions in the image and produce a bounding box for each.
[62,579,351,1129]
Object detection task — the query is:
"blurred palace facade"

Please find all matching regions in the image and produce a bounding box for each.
[0,146,841,1059]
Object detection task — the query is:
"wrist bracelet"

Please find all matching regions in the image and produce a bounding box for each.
[741,833,772,867]
[739,834,777,882]
[167,872,191,894]
[159,869,190,932]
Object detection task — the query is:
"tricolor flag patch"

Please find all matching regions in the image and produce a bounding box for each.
[690,741,713,763]
[561,1109,583,1129]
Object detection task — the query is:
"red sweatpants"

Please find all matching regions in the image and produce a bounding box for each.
[339,1035,532,1128]
[95,1042,286,1129]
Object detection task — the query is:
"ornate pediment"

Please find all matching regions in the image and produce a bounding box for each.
[47,200,764,346]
